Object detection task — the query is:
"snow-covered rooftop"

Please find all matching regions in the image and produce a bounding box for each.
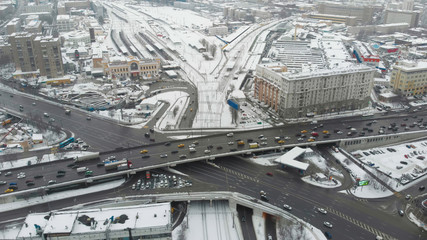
[274,147,309,170]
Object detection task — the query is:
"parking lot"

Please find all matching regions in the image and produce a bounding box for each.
[131,171,192,191]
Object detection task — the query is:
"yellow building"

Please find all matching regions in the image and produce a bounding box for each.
[104,56,160,80]
[390,61,427,97]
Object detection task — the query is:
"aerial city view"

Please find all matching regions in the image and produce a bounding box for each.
[0,0,427,239]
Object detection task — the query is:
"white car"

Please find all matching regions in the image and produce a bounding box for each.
[283,204,292,211]
[204,149,211,154]
[226,133,234,137]
[318,208,327,214]
[160,154,168,158]
[323,221,333,228]
[17,172,26,179]
[260,142,268,146]
[228,141,234,145]
[284,136,291,140]
[260,137,268,141]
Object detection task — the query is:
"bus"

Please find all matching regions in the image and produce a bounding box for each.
[362,113,374,118]
[59,137,75,148]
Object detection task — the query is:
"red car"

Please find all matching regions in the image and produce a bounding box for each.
[266,172,273,176]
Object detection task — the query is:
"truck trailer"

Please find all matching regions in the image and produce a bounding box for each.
[104,159,132,171]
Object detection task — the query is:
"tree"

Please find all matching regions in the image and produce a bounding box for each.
[210,44,217,57]
[173,106,179,117]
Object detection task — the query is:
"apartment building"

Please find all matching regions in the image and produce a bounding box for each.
[9,32,64,79]
[254,64,375,118]
[390,61,427,97]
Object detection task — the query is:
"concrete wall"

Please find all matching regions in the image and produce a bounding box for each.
[339,130,427,151]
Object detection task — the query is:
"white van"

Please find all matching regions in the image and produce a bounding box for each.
[189,147,196,153]
[76,167,88,173]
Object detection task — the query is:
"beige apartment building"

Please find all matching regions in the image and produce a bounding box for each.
[390,61,427,97]
[9,32,64,79]
[254,63,375,118]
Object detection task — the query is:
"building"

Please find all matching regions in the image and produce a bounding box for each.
[6,18,21,35]
[254,63,375,118]
[352,41,380,67]
[9,32,64,79]
[253,63,287,112]
[208,26,228,36]
[23,2,53,14]
[56,15,74,32]
[390,61,427,96]
[24,19,42,34]
[104,56,160,80]
[0,36,11,62]
[385,9,420,28]
[15,203,172,240]
[303,13,357,26]
[317,1,375,24]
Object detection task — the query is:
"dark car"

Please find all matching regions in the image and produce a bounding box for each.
[97,162,105,167]
[247,138,254,143]
[171,150,178,154]
[324,231,332,239]
[144,133,150,138]
[216,146,223,150]
[420,186,425,191]
[164,142,171,146]
[141,155,150,158]
[149,138,155,142]
[26,182,35,186]
[260,195,269,202]
[34,175,43,179]
[230,148,237,152]
[150,128,155,133]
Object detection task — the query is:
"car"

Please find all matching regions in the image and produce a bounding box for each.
[260,137,267,141]
[149,138,155,142]
[164,142,171,146]
[207,145,213,149]
[300,130,307,133]
[324,231,332,239]
[32,102,36,106]
[228,141,234,145]
[17,172,26,179]
[241,216,246,222]
[278,140,285,144]
[204,149,211,154]
[141,155,150,159]
[97,162,105,167]
[216,146,223,150]
[230,148,237,152]
[140,150,148,154]
[283,204,292,211]
[160,154,168,158]
[398,210,404,216]
[144,133,150,138]
[179,155,187,159]
[178,144,185,148]
[419,186,425,191]
[0,181,6,185]
[150,128,155,133]
[260,195,269,202]
[318,208,327,214]
[48,180,57,185]
[258,134,264,138]
[260,142,268,146]
[400,161,408,165]
[267,234,272,240]
[266,172,273,176]
[132,184,136,190]
[5,171,12,176]
[43,113,49,117]
[86,116,91,120]
[405,194,411,200]
[5,189,14,193]
[226,133,234,137]
[323,221,333,228]
[26,182,35,186]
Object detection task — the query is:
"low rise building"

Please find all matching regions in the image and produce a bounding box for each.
[104,56,160,80]
[390,61,427,96]
[15,203,172,240]
[56,15,74,32]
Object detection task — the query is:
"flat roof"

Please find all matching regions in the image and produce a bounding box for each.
[274,147,309,171]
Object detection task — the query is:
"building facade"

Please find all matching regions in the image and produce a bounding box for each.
[56,15,74,32]
[317,1,375,24]
[104,56,160,80]
[254,64,375,119]
[390,61,427,97]
[9,32,64,79]
[385,9,420,28]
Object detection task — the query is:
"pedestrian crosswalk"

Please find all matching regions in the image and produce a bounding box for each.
[218,165,259,183]
[327,208,397,240]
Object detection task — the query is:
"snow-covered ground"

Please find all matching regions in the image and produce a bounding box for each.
[352,140,427,183]
[0,151,98,171]
[331,150,394,198]
[172,200,241,240]
[301,175,342,189]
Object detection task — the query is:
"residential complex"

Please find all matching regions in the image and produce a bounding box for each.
[390,61,427,97]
